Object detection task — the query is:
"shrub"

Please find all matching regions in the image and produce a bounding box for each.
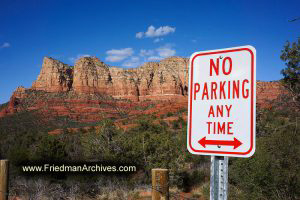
[166,112,173,117]
[32,135,67,162]
[230,110,300,200]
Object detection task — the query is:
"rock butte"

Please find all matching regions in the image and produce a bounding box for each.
[31,56,189,101]
[0,56,287,121]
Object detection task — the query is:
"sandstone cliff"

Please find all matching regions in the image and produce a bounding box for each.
[32,57,73,92]
[31,56,189,101]
[73,57,111,94]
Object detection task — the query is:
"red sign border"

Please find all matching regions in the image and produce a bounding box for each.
[188,47,255,156]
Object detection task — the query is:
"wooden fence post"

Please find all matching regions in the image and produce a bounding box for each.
[152,168,169,200]
[0,160,9,200]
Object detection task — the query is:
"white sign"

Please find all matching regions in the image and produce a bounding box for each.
[187,46,256,157]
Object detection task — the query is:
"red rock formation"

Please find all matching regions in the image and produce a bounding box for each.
[155,57,189,96]
[256,81,287,108]
[13,86,26,98]
[71,56,189,101]
[0,86,26,117]
[32,57,73,92]
[73,57,112,94]
[108,57,189,101]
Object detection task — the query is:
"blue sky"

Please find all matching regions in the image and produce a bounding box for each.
[0,0,299,104]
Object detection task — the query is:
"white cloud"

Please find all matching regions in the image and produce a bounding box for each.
[139,49,154,57]
[103,44,176,67]
[142,45,176,61]
[106,48,134,62]
[131,56,140,62]
[106,56,125,62]
[156,45,176,58]
[136,25,175,39]
[122,56,140,67]
[145,25,175,38]
[69,54,91,63]
[154,38,164,43]
[191,39,197,43]
[148,56,162,61]
[106,48,133,56]
[79,54,91,58]
[0,42,10,48]
[136,32,144,39]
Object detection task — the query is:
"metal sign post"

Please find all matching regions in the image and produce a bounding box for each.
[210,156,228,200]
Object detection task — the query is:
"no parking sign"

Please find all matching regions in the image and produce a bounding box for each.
[187,46,256,157]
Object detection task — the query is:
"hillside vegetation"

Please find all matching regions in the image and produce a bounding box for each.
[0,101,299,199]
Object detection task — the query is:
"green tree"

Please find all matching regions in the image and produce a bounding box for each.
[33,135,67,162]
[280,38,300,108]
[81,119,120,161]
[230,109,300,200]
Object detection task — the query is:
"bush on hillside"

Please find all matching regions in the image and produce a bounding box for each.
[230,109,300,200]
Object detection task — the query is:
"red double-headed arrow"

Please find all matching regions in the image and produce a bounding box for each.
[198,137,242,149]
